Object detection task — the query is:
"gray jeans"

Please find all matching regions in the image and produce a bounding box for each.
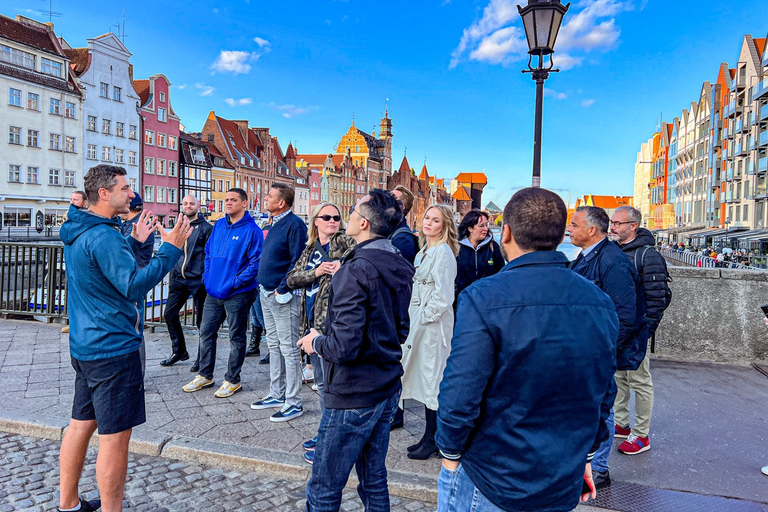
[261,292,303,407]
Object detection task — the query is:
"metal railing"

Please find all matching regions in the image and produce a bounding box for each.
[0,241,200,328]
[661,249,759,270]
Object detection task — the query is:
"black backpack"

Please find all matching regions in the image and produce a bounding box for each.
[634,245,672,309]
[388,225,418,242]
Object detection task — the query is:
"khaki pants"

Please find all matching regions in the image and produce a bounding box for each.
[614,352,654,438]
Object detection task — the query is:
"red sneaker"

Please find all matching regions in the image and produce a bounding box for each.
[614,424,631,439]
[618,434,650,455]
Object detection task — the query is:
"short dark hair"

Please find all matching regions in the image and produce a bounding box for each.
[71,190,87,202]
[83,165,127,205]
[576,206,609,233]
[503,187,566,251]
[359,188,403,238]
[458,209,489,240]
[228,187,248,202]
[393,185,414,215]
[271,182,294,207]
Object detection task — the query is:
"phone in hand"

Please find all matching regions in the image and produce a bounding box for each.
[581,474,594,496]
[761,304,768,318]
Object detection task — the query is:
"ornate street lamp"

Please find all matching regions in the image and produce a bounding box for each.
[518,0,569,187]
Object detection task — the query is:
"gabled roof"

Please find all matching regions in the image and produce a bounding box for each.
[398,156,411,173]
[63,47,89,76]
[211,113,260,168]
[133,79,150,105]
[0,15,60,56]
[297,154,331,166]
[285,142,295,159]
[455,172,487,185]
[453,186,471,201]
[418,164,429,180]
[199,138,234,169]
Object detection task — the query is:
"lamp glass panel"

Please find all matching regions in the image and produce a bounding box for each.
[549,10,564,48]
[522,10,537,51]
[535,9,554,49]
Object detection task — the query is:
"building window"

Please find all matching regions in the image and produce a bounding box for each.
[27,92,39,110]
[159,92,165,103]
[157,186,166,203]
[157,159,166,175]
[41,58,62,77]
[158,107,167,122]
[8,164,21,183]
[9,88,21,107]
[65,101,76,119]
[86,144,97,160]
[115,148,124,163]
[218,200,223,212]
[218,180,223,192]
[64,170,76,187]
[128,151,137,165]
[65,136,75,153]
[27,166,39,184]
[49,168,60,185]
[102,119,111,135]
[116,122,124,137]
[168,188,177,204]
[129,125,137,139]
[87,115,96,131]
[101,146,111,161]
[169,136,177,150]
[7,125,21,145]
[144,157,154,174]
[1,45,35,70]
[100,82,108,98]
[113,86,122,102]
[226,180,231,190]
[143,185,154,202]
[145,130,154,145]
[157,133,166,148]
[49,98,61,115]
[3,207,32,227]
[168,161,177,177]
[27,130,40,148]
[49,133,61,151]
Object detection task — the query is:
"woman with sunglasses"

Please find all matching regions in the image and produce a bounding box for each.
[287,202,355,464]
[400,204,459,459]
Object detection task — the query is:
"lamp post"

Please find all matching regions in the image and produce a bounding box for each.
[724,217,731,250]
[518,0,570,188]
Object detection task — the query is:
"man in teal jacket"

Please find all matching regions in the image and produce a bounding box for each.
[59,164,192,512]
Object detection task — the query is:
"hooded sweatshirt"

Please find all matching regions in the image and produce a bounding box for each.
[203,211,263,300]
[60,205,181,361]
[455,234,505,298]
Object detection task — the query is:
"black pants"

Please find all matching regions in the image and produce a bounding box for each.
[164,278,207,356]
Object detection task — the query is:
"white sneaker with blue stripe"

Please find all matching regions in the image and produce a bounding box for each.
[250,395,285,410]
[270,403,304,422]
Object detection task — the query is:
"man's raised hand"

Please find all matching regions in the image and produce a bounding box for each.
[130,210,161,243]
[161,214,193,249]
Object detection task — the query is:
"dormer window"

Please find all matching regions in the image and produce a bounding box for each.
[1,45,35,70]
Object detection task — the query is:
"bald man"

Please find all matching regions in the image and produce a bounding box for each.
[161,195,213,367]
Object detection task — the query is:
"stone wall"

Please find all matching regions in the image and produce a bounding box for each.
[655,267,768,363]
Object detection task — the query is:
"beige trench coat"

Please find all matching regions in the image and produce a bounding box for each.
[400,243,456,410]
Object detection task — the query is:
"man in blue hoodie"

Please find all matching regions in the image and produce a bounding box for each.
[59,164,191,512]
[183,188,263,399]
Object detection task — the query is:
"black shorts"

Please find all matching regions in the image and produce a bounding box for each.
[71,350,146,435]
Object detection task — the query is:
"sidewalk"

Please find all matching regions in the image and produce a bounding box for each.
[1,318,767,511]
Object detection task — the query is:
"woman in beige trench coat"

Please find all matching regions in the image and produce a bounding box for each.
[400,204,459,460]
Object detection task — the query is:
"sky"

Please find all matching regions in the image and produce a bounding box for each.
[4,0,767,207]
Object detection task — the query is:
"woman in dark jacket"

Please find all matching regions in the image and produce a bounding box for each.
[455,210,504,299]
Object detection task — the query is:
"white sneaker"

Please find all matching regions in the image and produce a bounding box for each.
[762,466,768,476]
[302,366,315,383]
[182,375,214,393]
[214,380,241,398]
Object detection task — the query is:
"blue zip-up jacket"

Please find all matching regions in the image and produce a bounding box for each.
[436,251,618,512]
[203,211,263,300]
[570,237,649,370]
[60,205,181,361]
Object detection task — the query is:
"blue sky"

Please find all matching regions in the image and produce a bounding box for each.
[6,0,767,207]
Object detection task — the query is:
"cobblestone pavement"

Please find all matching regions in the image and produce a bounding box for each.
[0,432,435,512]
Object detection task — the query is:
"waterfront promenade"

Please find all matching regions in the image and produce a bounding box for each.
[1,318,767,511]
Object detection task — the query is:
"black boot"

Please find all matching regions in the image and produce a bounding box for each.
[408,406,439,459]
[391,406,404,431]
[245,327,262,357]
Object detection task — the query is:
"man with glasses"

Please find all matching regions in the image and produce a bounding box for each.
[610,206,671,456]
[567,206,648,489]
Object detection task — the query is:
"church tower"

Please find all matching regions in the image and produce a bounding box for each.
[379,108,393,174]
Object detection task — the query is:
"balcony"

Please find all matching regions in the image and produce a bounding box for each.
[761,103,768,122]
[748,160,756,175]
[759,157,768,174]
[753,77,768,101]
[756,182,768,200]
[731,74,746,91]
[734,118,744,133]
[724,126,733,140]
[760,130,768,148]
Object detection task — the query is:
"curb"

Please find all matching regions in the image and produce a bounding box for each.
[0,408,438,503]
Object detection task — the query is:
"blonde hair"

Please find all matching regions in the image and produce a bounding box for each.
[307,202,345,246]
[419,204,459,256]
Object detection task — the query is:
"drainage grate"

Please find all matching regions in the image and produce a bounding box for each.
[586,481,768,512]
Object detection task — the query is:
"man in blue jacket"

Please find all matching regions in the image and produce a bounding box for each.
[59,164,191,512]
[183,188,263,398]
[298,189,414,512]
[250,183,308,422]
[436,188,618,512]
[568,205,648,488]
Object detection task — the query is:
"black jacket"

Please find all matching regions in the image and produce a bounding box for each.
[120,213,155,269]
[570,237,649,371]
[455,235,504,298]
[171,214,213,285]
[314,238,414,409]
[617,228,669,338]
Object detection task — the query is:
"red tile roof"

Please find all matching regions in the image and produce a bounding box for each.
[285,142,295,159]
[214,115,259,167]
[297,154,330,166]
[0,15,60,56]
[398,156,411,173]
[63,47,89,76]
[133,79,150,105]
[755,38,766,59]
[419,164,429,180]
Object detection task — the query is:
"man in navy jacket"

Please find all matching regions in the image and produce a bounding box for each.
[568,205,648,488]
[182,188,263,399]
[436,188,618,512]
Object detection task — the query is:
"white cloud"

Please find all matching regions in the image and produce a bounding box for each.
[450,0,630,69]
[253,37,270,48]
[544,88,567,99]
[268,102,319,118]
[582,99,595,107]
[176,84,187,90]
[225,97,253,107]
[211,38,271,74]
[195,83,215,96]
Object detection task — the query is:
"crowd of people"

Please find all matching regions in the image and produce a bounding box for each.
[57,163,675,512]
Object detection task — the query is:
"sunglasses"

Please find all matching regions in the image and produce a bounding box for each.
[318,215,341,222]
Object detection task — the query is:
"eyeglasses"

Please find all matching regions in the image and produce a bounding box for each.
[350,205,369,221]
[318,215,341,222]
[610,221,636,227]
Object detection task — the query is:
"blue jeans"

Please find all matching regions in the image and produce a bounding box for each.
[306,390,400,512]
[437,464,505,512]
[591,408,614,473]
[250,291,264,330]
[308,353,325,412]
[198,290,255,384]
